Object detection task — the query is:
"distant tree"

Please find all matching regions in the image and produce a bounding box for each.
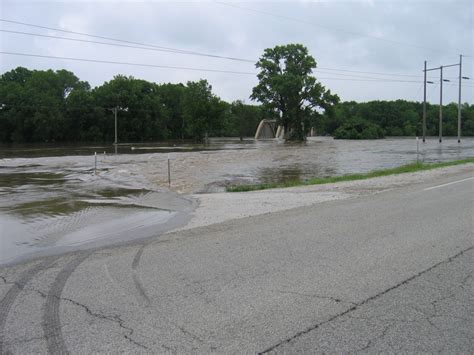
[229,101,264,140]
[93,75,169,142]
[182,79,225,142]
[158,83,186,140]
[333,117,385,139]
[2,66,473,143]
[251,44,339,140]
[0,67,88,142]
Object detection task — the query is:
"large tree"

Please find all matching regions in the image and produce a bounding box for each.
[251,44,339,140]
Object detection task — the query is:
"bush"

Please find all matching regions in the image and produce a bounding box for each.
[333,118,384,139]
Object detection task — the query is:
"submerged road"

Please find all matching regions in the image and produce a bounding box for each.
[0,169,473,353]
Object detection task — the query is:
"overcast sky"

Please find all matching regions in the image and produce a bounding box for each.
[1,0,473,104]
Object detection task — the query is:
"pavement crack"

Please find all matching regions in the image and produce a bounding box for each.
[177,325,203,343]
[356,321,395,352]
[459,273,472,291]
[124,334,148,350]
[259,245,474,354]
[61,296,149,349]
[25,287,148,350]
[273,289,356,305]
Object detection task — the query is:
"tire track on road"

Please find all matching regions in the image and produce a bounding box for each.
[42,252,92,354]
[131,244,151,306]
[0,257,59,354]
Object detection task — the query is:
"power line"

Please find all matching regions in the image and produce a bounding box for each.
[0,19,462,78]
[4,51,474,88]
[214,1,467,55]
[1,18,463,80]
[3,28,435,79]
[0,29,256,61]
[0,51,410,82]
[1,29,450,81]
[0,18,255,63]
[0,51,257,75]
[3,51,474,88]
[314,68,434,81]
[0,30,429,81]
[315,67,468,81]
[316,66,423,78]
[318,77,420,83]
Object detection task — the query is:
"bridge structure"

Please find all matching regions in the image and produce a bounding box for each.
[254,119,281,139]
[254,119,316,140]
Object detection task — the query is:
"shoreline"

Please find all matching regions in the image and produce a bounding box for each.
[177,161,474,232]
[1,158,473,267]
[226,157,474,192]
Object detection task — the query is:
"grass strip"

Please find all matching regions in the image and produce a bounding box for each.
[227,157,474,192]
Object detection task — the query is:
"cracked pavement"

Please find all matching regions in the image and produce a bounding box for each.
[270,247,474,353]
[0,167,473,353]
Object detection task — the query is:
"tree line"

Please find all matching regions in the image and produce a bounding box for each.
[0,67,264,143]
[317,100,474,139]
[1,66,473,143]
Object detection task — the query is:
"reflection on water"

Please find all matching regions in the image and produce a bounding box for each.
[0,136,473,264]
[0,139,254,159]
[0,172,65,188]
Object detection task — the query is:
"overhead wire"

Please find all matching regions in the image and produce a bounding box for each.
[0,18,456,80]
[0,18,255,63]
[0,30,431,80]
[3,51,474,88]
[0,51,257,75]
[1,17,472,93]
[0,29,256,61]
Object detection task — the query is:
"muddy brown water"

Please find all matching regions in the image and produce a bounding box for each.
[1,137,473,265]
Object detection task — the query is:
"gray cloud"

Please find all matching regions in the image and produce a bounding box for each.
[1,0,472,104]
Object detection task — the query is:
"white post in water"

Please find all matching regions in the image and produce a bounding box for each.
[416,137,420,163]
[167,154,171,188]
[94,152,97,174]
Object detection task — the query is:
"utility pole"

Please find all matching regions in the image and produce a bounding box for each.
[423,60,427,143]
[425,59,465,144]
[423,64,438,142]
[108,106,119,146]
[457,54,462,143]
[439,66,443,143]
[114,106,118,145]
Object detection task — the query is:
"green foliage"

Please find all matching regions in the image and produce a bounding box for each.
[182,80,225,142]
[318,100,474,139]
[333,117,385,139]
[226,100,264,139]
[0,67,87,142]
[251,44,339,140]
[2,66,473,143]
[0,68,256,143]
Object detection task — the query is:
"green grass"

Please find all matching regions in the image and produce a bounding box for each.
[227,157,474,192]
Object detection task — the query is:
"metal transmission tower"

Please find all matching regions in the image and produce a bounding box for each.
[423,55,469,143]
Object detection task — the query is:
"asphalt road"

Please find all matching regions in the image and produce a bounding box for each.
[0,169,473,353]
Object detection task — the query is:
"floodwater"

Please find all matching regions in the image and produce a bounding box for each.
[1,137,473,265]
